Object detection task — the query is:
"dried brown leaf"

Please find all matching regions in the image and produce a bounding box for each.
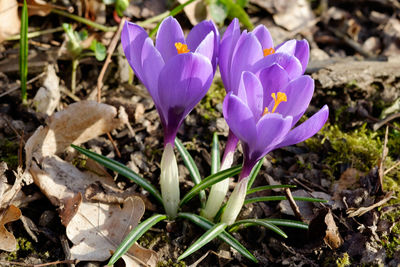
[0,0,20,43]
[26,0,52,17]
[0,205,22,252]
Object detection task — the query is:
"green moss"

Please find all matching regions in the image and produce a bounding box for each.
[336,253,351,267]
[157,258,186,267]
[0,138,19,169]
[306,124,382,174]
[197,77,226,121]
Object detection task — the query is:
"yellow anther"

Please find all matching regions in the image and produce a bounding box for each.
[263,47,275,57]
[270,92,287,113]
[175,42,190,54]
[262,107,269,116]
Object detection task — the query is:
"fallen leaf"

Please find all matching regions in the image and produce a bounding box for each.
[308,208,343,250]
[0,0,20,42]
[272,0,314,31]
[32,64,60,116]
[332,168,364,202]
[25,100,128,165]
[0,205,22,252]
[26,0,52,17]
[177,0,211,26]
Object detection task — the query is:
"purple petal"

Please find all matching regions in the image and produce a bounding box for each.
[219,18,240,92]
[276,39,309,74]
[121,21,149,82]
[253,24,274,50]
[275,75,314,126]
[230,32,263,94]
[141,38,165,108]
[258,64,290,109]
[158,53,213,141]
[194,32,214,65]
[187,20,219,71]
[237,71,264,121]
[276,105,329,148]
[252,52,303,80]
[247,113,293,162]
[155,16,185,63]
[223,94,257,148]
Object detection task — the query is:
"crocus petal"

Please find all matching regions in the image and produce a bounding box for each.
[194,32,214,65]
[230,32,263,95]
[158,53,213,142]
[276,105,329,148]
[219,18,240,92]
[237,71,264,120]
[276,39,309,74]
[223,94,257,148]
[258,64,290,108]
[121,21,148,82]
[253,24,274,50]
[155,16,185,63]
[252,52,303,80]
[187,20,219,71]
[248,113,292,162]
[275,75,314,126]
[141,38,165,107]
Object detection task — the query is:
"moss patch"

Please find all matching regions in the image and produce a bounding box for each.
[0,138,19,169]
[197,77,226,121]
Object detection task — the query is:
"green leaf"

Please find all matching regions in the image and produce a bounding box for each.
[264,218,308,230]
[149,0,197,37]
[174,138,206,208]
[180,165,242,206]
[178,213,258,263]
[211,133,220,175]
[247,185,296,195]
[115,0,129,17]
[19,0,28,103]
[107,214,167,265]
[228,219,287,238]
[178,222,227,261]
[71,145,163,204]
[90,40,106,61]
[236,0,248,8]
[219,0,254,30]
[209,0,228,24]
[244,196,328,205]
[246,158,264,190]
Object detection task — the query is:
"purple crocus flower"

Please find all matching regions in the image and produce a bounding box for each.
[220,70,328,224]
[121,17,219,219]
[121,16,219,146]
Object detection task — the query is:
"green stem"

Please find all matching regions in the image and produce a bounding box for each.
[51,9,117,32]
[7,26,64,41]
[71,58,79,93]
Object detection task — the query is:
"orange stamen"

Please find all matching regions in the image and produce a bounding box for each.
[175,42,190,54]
[263,47,275,57]
[262,107,269,116]
[270,92,287,113]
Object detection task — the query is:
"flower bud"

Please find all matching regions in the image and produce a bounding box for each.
[160,143,180,219]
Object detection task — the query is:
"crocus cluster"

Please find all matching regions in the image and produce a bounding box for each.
[121,17,328,223]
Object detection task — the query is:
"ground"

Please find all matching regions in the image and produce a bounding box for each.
[0,0,399,266]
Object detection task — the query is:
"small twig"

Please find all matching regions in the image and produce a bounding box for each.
[378,126,389,192]
[384,160,400,176]
[51,9,117,32]
[0,72,46,98]
[347,191,394,217]
[284,188,304,222]
[373,113,400,131]
[97,17,126,102]
[107,132,121,158]
[0,260,79,267]
[6,26,64,41]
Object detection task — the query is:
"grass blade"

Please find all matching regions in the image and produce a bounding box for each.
[108,214,167,265]
[149,0,196,37]
[264,218,308,230]
[247,185,296,195]
[180,165,241,206]
[211,133,220,175]
[178,222,227,261]
[20,0,28,103]
[175,138,206,207]
[244,196,328,205]
[228,219,287,238]
[71,145,163,204]
[178,212,258,263]
[247,158,264,190]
